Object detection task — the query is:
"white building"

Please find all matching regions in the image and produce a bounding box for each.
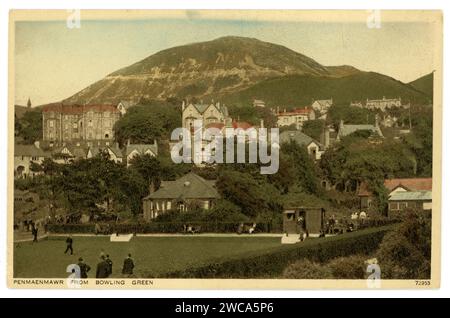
[276,107,315,129]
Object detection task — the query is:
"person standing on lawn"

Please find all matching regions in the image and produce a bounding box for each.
[77,257,91,278]
[96,255,109,278]
[122,254,135,277]
[64,235,73,255]
[105,254,113,277]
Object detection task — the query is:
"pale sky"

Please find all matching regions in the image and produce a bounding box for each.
[14,14,438,106]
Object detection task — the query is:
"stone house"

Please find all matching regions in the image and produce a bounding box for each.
[358,178,432,212]
[14,143,51,178]
[142,172,220,220]
[279,130,324,160]
[276,107,315,129]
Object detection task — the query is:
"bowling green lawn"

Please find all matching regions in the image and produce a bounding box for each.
[13,235,282,278]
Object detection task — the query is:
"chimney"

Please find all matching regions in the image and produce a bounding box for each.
[127,139,131,146]
[182,100,186,112]
[148,181,155,194]
[260,119,264,128]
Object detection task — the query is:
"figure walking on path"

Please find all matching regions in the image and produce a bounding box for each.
[32,225,38,243]
[64,235,73,255]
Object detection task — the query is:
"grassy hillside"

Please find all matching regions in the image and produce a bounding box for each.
[221,71,430,108]
[408,72,433,100]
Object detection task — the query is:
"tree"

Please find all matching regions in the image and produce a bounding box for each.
[15,110,42,144]
[216,169,282,218]
[327,104,375,130]
[113,102,181,146]
[376,209,431,279]
[302,119,325,141]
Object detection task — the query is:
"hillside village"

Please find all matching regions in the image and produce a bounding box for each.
[12,34,435,280]
[14,87,432,225]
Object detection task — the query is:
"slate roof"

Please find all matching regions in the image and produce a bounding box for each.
[125,143,158,156]
[189,103,229,117]
[389,191,432,201]
[144,172,220,200]
[15,144,50,157]
[279,130,322,149]
[42,104,119,114]
[338,124,383,138]
[358,178,433,196]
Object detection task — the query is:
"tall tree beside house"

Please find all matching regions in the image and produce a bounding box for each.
[15,109,42,144]
[113,102,181,146]
[280,141,322,195]
[402,105,433,177]
[302,119,326,141]
[320,136,417,192]
[327,104,375,130]
[216,169,282,218]
[129,154,191,192]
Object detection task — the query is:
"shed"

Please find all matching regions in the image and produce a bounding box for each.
[283,207,326,236]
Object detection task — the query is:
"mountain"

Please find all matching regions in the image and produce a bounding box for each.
[221,72,431,107]
[62,36,431,107]
[408,72,433,99]
[63,36,360,105]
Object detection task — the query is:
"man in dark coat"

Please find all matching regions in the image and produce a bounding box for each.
[96,255,109,278]
[77,257,91,278]
[105,254,113,277]
[64,235,73,255]
[122,254,135,276]
[32,226,38,243]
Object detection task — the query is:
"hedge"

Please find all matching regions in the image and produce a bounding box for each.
[46,221,283,234]
[161,224,396,278]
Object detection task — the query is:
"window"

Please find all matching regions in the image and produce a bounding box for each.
[88,120,93,127]
[73,123,78,129]
[48,120,54,128]
[167,201,172,210]
[389,202,399,210]
[104,112,110,118]
[104,120,111,128]
[399,202,407,210]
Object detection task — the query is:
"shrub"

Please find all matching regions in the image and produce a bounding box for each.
[283,259,332,279]
[327,254,368,279]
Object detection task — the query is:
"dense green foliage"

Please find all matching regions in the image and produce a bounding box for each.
[113,101,181,146]
[301,119,325,141]
[15,109,42,144]
[376,210,431,279]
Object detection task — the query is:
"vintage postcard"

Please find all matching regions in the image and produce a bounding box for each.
[7,10,442,289]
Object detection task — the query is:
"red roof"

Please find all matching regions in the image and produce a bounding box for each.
[384,178,432,192]
[232,121,253,130]
[358,178,432,196]
[42,103,119,114]
[205,122,225,130]
[277,107,312,116]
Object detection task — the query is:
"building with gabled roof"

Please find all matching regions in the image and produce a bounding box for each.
[279,130,324,160]
[14,143,51,178]
[276,107,315,129]
[125,141,158,167]
[182,101,230,130]
[142,172,220,220]
[358,177,432,213]
[337,120,384,141]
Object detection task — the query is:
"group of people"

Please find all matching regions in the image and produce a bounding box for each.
[65,236,135,278]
